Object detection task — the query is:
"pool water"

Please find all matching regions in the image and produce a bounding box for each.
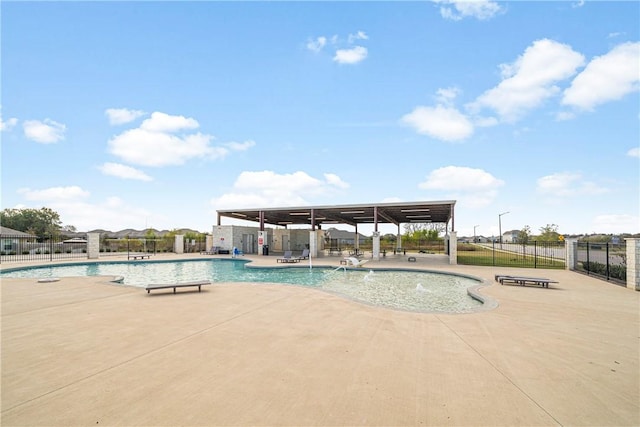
[1,259,484,313]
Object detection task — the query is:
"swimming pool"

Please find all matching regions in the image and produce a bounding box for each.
[0,259,489,313]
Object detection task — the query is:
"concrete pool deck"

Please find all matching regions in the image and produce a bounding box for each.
[1,253,639,426]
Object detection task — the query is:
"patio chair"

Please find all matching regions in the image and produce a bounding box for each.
[297,249,310,260]
[344,257,370,268]
[277,250,299,263]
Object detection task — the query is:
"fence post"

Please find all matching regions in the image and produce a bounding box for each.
[606,243,610,280]
[625,238,640,291]
[174,235,184,254]
[565,238,578,270]
[492,239,495,266]
[449,231,457,265]
[87,233,100,259]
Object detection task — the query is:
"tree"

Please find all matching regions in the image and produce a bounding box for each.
[538,224,561,242]
[402,223,443,248]
[517,225,531,244]
[403,223,445,236]
[61,225,77,233]
[0,207,62,236]
[381,233,396,242]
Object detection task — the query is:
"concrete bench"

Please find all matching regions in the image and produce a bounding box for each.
[495,275,558,288]
[129,254,151,260]
[145,280,212,294]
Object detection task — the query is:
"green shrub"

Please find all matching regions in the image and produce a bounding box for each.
[609,265,627,281]
[583,261,606,275]
[582,261,626,281]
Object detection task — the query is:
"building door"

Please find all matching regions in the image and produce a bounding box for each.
[242,234,255,254]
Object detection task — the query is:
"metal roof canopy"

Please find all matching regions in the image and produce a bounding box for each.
[217,200,456,231]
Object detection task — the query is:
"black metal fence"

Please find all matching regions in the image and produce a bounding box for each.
[0,234,88,263]
[0,234,181,263]
[346,240,446,254]
[183,236,207,253]
[575,242,626,284]
[99,237,175,257]
[457,241,566,269]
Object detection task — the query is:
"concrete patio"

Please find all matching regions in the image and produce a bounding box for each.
[1,254,638,426]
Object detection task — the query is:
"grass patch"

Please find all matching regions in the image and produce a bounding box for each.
[457,249,565,269]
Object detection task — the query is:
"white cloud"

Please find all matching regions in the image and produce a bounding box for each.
[323,173,350,189]
[211,170,349,210]
[309,31,369,64]
[434,0,503,21]
[1,108,18,131]
[224,140,256,151]
[18,185,90,201]
[56,197,154,232]
[333,46,368,64]
[381,197,403,203]
[435,87,461,106]
[470,39,585,122]
[22,119,66,144]
[420,166,504,191]
[98,162,153,181]
[562,42,640,111]
[572,0,585,8]
[109,129,225,167]
[307,36,327,53]
[627,147,640,158]
[107,111,251,167]
[401,105,474,141]
[536,172,609,198]
[418,166,504,208]
[348,31,368,43]
[590,214,640,234]
[139,111,199,132]
[105,108,146,125]
[13,186,161,231]
[473,116,499,127]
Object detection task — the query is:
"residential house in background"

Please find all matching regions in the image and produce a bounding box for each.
[0,226,36,254]
[502,230,521,243]
[324,227,369,248]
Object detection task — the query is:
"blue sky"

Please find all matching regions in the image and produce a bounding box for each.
[1,0,639,238]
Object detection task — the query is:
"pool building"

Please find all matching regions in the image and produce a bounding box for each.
[212,200,458,261]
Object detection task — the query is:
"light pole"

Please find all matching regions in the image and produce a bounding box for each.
[473,225,479,243]
[498,211,510,248]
